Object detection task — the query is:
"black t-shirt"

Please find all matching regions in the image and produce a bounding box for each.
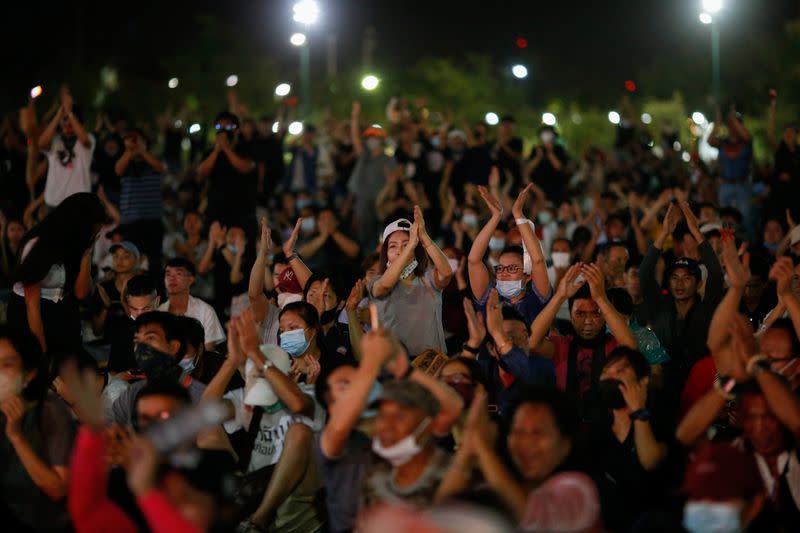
[492,137,524,184]
[205,140,257,226]
[0,147,28,215]
[163,127,183,158]
[461,142,494,186]
[92,144,123,196]
[529,144,569,202]
[333,141,356,185]
[256,133,285,188]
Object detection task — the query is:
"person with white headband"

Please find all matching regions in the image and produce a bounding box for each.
[368,206,453,356]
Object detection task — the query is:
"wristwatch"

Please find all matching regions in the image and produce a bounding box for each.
[629,408,652,421]
[287,251,299,262]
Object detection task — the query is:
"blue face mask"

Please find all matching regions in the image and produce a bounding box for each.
[489,237,506,252]
[683,502,742,533]
[764,241,780,252]
[178,357,196,374]
[361,381,384,419]
[296,198,312,210]
[462,213,478,229]
[226,244,238,255]
[301,217,316,233]
[280,328,311,357]
[538,211,554,225]
[496,279,524,299]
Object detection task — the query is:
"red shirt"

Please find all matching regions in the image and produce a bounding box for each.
[68,427,202,533]
[550,335,619,394]
[679,355,718,420]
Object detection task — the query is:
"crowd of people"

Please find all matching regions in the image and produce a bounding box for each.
[0,84,799,533]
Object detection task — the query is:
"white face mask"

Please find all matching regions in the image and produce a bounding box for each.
[540,131,555,144]
[683,502,742,533]
[178,357,196,374]
[496,279,524,299]
[447,258,459,273]
[0,372,24,403]
[372,416,431,466]
[388,259,418,280]
[551,251,571,268]
[277,292,303,309]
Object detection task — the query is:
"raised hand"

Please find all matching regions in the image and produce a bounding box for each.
[679,201,701,236]
[556,263,585,300]
[721,236,750,290]
[345,279,366,312]
[303,355,322,384]
[126,437,159,496]
[661,202,681,235]
[769,256,795,299]
[407,219,420,249]
[488,166,501,189]
[511,183,533,219]
[283,218,302,256]
[581,263,605,300]
[258,217,272,256]
[619,378,647,412]
[59,359,105,429]
[463,297,486,348]
[351,101,361,117]
[413,205,428,238]
[484,289,504,338]
[477,185,503,218]
[236,308,261,358]
[226,319,247,367]
[209,221,226,247]
[0,395,25,438]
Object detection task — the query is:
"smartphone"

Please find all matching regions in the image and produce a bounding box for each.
[144,401,231,454]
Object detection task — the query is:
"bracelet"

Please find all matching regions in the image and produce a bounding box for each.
[287,252,299,262]
[746,354,771,376]
[629,408,651,421]
[713,375,737,400]
[515,218,533,229]
[462,343,480,354]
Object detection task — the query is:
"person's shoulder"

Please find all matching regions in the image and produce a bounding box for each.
[157,300,169,311]
[41,392,74,422]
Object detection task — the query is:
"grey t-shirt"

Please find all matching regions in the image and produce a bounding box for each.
[1,393,76,531]
[368,269,446,356]
[107,377,207,426]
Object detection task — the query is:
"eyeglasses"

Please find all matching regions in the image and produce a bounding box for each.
[494,265,523,274]
[215,123,238,131]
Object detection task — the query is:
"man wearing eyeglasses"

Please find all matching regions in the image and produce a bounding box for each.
[198,111,256,228]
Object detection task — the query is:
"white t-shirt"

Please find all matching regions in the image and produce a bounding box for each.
[224,383,325,472]
[159,295,225,345]
[43,133,96,207]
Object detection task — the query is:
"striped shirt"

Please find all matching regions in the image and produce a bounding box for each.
[119,160,162,223]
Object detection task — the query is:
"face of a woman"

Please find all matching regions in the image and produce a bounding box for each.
[278,311,312,342]
[365,261,380,284]
[0,339,34,399]
[183,214,202,235]
[764,220,784,245]
[306,280,337,310]
[5,221,24,245]
[507,403,571,485]
[386,231,411,266]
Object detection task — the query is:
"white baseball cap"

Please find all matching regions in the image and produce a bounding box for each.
[382,218,413,243]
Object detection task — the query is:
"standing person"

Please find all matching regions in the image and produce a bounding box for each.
[708,105,754,237]
[9,193,106,353]
[0,216,25,291]
[491,115,524,187]
[197,111,256,229]
[0,326,76,533]
[524,125,569,203]
[114,128,166,272]
[368,207,453,356]
[348,101,396,251]
[158,258,225,351]
[37,88,95,209]
[256,115,286,201]
[284,124,319,192]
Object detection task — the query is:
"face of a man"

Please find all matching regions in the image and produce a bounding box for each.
[740,394,786,457]
[127,294,159,319]
[669,268,698,301]
[624,266,641,298]
[134,322,179,357]
[502,320,529,352]
[374,400,428,448]
[165,266,194,295]
[570,299,605,340]
[760,327,793,362]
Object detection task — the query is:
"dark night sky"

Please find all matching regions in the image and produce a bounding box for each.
[3,0,799,107]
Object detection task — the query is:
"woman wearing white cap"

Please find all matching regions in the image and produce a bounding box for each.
[369,206,453,356]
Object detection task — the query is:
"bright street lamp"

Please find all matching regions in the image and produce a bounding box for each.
[288,121,304,135]
[293,0,319,25]
[702,0,722,14]
[641,113,652,124]
[699,12,712,24]
[485,112,499,126]
[608,111,621,125]
[226,75,238,87]
[361,75,380,91]
[691,111,707,125]
[542,112,557,126]
[511,64,528,79]
[275,83,291,97]
[168,77,179,89]
[290,32,307,46]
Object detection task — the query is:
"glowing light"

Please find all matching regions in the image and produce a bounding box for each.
[288,121,304,135]
[624,80,637,92]
[702,0,722,14]
[608,111,621,125]
[275,83,291,96]
[515,37,528,49]
[691,111,707,125]
[682,151,692,163]
[641,113,652,124]
[30,86,43,99]
[673,141,682,151]
[511,64,528,79]
[485,112,499,126]
[226,75,238,87]
[293,0,319,25]
[699,12,712,24]
[361,75,380,91]
[272,122,280,133]
[290,32,307,46]
[168,77,179,89]
[542,112,557,126]
[189,123,201,134]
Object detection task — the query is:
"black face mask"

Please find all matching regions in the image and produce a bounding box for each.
[598,379,626,410]
[320,307,338,325]
[135,343,182,383]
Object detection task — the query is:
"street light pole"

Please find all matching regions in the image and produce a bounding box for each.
[711,22,720,104]
[300,44,311,118]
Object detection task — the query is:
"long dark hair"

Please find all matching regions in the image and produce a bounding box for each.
[14,193,106,288]
[279,301,323,348]
[378,231,428,277]
[0,325,48,402]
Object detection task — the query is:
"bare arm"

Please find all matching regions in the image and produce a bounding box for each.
[350,101,364,156]
[330,230,360,258]
[675,387,726,446]
[196,145,220,179]
[371,231,418,298]
[512,184,551,297]
[468,185,502,299]
[4,431,68,501]
[73,249,94,300]
[37,106,63,150]
[415,206,452,290]
[24,283,47,351]
[529,265,584,358]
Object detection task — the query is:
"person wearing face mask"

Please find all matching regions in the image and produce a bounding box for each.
[486,227,508,268]
[303,274,357,361]
[588,347,670,531]
[369,207,453,356]
[197,111,256,229]
[108,311,207,426]
[314,323,462,531]
[283,123,319,193]
[296,208,360,275]
[174,315,244,393]
[469,184,552,327]
[9,192,107,354]
[524,125,569,203]
[0,326,77,532]
[348,101,397,251]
